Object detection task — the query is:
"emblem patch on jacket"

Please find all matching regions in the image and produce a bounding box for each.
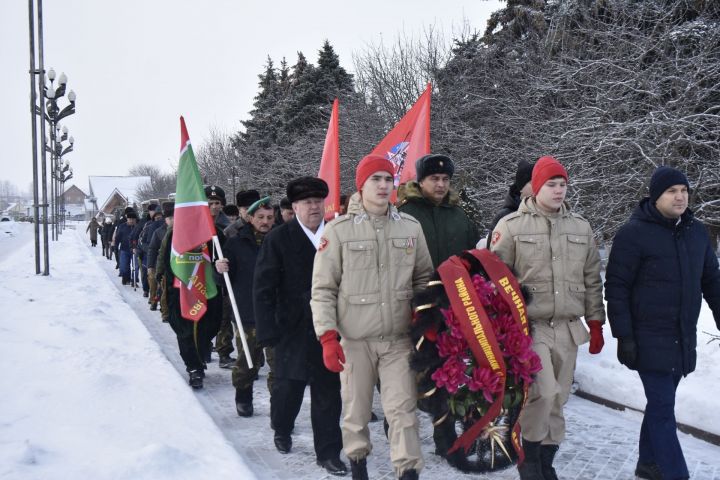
[318,236,329,252]
[491,231,501,246]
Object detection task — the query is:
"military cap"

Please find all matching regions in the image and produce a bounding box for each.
[204,185,226,205]
[247,196,272,216]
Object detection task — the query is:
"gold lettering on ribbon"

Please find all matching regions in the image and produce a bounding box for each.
[454,277,501,372]
[498,276,528,335]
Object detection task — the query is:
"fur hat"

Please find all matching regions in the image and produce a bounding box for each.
[223,204,239,217]
[287,177,329,202]
[415,154,454,182]
[279,197,292,210]
[204,185,226,205]
[649,166,690,204]
[147,203,158,212]
[162,201,174,218]
[531,156,568,195]
[125,211,138,220]
[355,154,394,191]
[236,189,260,208]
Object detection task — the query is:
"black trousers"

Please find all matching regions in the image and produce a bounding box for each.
[168,294,222,372]
[271,369,343,462]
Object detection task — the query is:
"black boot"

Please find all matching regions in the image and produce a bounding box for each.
[349,458,368,480]
[540,444,559,480]
[235,388,253,417]
[398,469,418,480]
[188,370,203,389]
[518,440,545,480]
[635,461,664,480]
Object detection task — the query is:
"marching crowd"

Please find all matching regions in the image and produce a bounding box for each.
[87,155,720,480]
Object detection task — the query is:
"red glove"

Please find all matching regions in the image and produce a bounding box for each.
[588,320,604,354]
[320,330,345,372]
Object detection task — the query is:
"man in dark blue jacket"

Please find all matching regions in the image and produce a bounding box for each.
[114,211,139,285]
[605,166,720,480]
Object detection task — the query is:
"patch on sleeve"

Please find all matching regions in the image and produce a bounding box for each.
[491,231,501,247]
[318,236,329,252]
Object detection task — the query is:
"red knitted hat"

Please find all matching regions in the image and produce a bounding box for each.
[531,156,568,195]
[355,154,395,191]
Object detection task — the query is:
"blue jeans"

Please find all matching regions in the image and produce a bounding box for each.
[638,371,688,479]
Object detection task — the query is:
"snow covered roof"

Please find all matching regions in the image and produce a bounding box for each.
[87,176,151,212]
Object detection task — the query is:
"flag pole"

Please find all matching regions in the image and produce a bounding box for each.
[212,235,253,368]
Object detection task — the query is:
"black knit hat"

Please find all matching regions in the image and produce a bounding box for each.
[513,160,535,193]
[649,166,690,204]
[204,185,226,205]
[236,189,260,208]
[147,203,158,212]
[279,197,292,210]
[125,211,138,220]
[223,204,239,217]
[124,207,136,215]
[162,201,174,218]
[286,177,328,203]
[415,154,454,181]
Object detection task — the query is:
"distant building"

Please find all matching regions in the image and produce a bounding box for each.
[87,176,151,220]
[60,185,88,221]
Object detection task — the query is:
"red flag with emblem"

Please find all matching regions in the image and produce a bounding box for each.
[371,83,431,193]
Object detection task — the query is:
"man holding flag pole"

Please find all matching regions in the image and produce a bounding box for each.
[157,117,252,389]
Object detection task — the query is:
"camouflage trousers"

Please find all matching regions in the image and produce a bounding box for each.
[159,276,169,322]
[148,268,158,306]
[232,325,274,394]
[215,295,236,357]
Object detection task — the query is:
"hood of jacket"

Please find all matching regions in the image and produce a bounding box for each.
[631,197,694,230]
[400,181,460,207]
[346,192,403,221]
[517,196,571,217]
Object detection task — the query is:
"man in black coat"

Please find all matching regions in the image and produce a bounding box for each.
[215,196,274,417]
[254,177,346,477]
[605,166,720,480]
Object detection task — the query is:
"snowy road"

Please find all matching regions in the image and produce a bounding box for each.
[2,226,718,479]
[92,231,720,480]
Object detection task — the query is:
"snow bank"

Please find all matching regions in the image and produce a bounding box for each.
[0,224,255,480]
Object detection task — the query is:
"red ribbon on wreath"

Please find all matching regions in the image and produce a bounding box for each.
[438,249,531,463]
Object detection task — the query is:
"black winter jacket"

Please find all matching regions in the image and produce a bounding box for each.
[605,199,720,375]
[224,223,262,326]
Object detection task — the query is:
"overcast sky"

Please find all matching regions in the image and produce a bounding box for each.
[1,0,502,195]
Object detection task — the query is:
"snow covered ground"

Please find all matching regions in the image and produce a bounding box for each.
[575,281,720,437]
[0,223,255,480]
[1,222,719,480]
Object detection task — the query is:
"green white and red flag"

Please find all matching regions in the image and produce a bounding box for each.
[170,116,218,321]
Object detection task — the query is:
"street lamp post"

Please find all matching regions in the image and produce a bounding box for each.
[48,132,73,233]
[38,68,75,241]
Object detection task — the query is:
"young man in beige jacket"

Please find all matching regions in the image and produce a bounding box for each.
[490,156,606,480]
[311,154,434,480]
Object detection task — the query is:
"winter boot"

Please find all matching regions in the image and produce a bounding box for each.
[635,462,663,480]
[540,444,559,480]
[219,354,236,369]
[235,388,253,417]
[518,440,545,480]
[398,469,418,480]
[349,458,368,480]
[188,370,203,389]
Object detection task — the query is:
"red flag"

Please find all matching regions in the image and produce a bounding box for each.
[318,98,340,221]
[371,83,431,190]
